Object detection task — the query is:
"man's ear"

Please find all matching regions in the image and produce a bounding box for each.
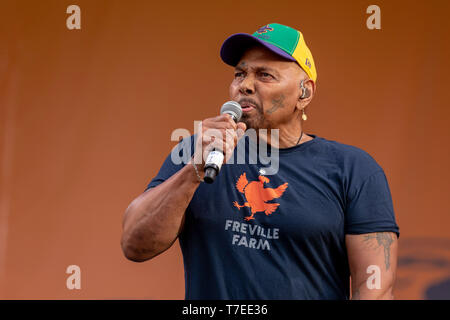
[300,79,315,99]
[300,80,310,99]
[296,79,315,109]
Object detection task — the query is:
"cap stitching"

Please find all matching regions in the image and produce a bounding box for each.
[291,30,300,55]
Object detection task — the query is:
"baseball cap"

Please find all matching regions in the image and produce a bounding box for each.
[220,23,317,82]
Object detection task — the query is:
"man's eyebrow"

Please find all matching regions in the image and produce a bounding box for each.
[253,66,281,77]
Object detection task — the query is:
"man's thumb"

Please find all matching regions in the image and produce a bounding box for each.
[236,122,247,140]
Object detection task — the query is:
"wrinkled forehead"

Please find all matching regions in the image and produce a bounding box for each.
[236,45,306,77]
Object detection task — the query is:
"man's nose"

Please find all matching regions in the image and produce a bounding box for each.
[239,74,255,95]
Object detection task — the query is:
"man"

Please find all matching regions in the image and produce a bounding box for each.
[121,23,399,300]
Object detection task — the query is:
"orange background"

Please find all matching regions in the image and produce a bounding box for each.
[1,0,449,299]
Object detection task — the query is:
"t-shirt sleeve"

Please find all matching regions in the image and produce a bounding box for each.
[144,135,195,191]
[345,169,400,238]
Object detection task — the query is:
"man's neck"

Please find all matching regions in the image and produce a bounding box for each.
[252,126,311,149]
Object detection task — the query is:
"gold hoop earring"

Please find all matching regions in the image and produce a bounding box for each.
[302,109,308,121]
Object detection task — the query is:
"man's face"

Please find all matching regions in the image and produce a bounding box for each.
[229,45,305,131]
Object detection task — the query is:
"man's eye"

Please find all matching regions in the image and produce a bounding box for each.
[234,72,244,78]
[260,72,272,78]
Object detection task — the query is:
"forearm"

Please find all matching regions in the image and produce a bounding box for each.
[121,161,201,262]
[351,283,394,300]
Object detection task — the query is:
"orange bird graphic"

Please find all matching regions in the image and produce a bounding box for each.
[233,172,288,221]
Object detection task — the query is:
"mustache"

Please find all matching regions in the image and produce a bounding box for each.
[238,98,261,110]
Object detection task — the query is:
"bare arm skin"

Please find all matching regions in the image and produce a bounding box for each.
[121,161,202,262]
[346,232,398,299]
[121,114,246,262]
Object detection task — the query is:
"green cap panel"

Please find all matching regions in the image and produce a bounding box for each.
[252,23,299,55]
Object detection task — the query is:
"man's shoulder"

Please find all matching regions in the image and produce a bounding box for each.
[314,135,383,173]
[317,135,373,157]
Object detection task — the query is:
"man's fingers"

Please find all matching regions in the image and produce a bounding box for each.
[236,122,247,140]
[197,117,246,165]
[205,114,237,130]
[237,122,247,132]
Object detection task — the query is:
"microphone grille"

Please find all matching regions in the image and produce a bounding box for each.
[220,101,242,122]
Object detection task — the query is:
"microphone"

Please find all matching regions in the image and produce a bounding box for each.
[203,101,242,184]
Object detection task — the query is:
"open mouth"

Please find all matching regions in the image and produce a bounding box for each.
[240,101,258,113]
[242,105,255,112]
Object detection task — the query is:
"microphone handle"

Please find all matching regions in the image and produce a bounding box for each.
[203,110,239,184]
[203,149,224,184]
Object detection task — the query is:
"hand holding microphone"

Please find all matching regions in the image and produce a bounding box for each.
[193,101,246,184]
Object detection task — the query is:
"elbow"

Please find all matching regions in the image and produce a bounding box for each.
[121,205,154,263]
[122,248,148,263]
[121,234,155,263]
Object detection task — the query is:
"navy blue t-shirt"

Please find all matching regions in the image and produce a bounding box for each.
[145,134,399,300]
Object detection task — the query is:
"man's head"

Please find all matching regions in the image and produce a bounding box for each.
[228,45,314,130]
[220,23,316,131]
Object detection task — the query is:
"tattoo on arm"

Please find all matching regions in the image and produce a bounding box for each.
[363,232,394,270]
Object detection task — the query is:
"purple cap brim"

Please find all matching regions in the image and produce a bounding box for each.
[220,33,296,66]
